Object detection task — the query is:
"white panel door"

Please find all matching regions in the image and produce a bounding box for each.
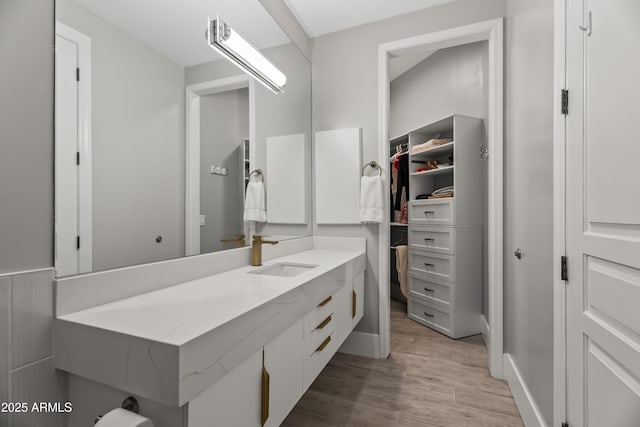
[566,1,640,426]
[314,128,362,224]
[55,35,80,277]
[266,134,307,224]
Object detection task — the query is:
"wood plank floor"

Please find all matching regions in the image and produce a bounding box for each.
[283,300,523,427]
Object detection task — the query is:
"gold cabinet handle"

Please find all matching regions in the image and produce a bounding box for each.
[316,335,331,353]
[318,295,332,307]
[352,290,357,319]
[316,315,332,330]
[261,364,270,426]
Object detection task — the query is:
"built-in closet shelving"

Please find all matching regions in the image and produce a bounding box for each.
[399,114,483,339]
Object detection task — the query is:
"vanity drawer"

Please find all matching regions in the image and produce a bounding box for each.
[304,313,335,356]
[408,226,455,255]
[303,294,335,335]
[409,250,455,283]
[409,273,452,307]
[408,297,451,335]
[303,331,338,391]
[408,199,454,226]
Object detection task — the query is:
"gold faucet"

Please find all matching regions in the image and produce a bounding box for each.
[221,234,246,248]
[251,235,279,266]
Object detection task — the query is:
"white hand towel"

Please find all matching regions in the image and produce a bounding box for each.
[244,180,266,222]
[360,175,384,224]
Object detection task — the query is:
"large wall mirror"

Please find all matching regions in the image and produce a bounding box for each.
[54,0,312,277]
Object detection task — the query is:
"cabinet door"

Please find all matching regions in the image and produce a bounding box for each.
[187,350,262,427]
[334,282,354,347]
[264,319,304,427]
[353,273,365,326]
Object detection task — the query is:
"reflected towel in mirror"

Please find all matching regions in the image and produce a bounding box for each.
[244,179,266,222]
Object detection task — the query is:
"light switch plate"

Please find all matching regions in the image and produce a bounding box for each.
[200,215,205,226]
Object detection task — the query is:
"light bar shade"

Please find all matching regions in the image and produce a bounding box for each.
[207,16,286,94]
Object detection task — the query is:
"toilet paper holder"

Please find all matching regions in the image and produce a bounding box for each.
[94,396,140,424]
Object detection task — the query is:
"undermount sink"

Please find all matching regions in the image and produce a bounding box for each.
[249,262,318,277]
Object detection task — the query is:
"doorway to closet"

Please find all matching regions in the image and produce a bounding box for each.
[377,19,504,378]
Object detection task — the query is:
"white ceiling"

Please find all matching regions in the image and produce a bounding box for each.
[283,0,455,37]
[73,0,290,67]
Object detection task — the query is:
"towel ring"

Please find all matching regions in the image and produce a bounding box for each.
[362,161,382,176]
[249,169,263,182]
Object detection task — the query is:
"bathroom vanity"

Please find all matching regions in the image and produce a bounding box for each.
[54,237,365,427]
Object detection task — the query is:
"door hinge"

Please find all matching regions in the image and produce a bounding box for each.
[76,67,80,82]
[561,256,568,281]
[76,151,80,165]
[561,89,569,115]
[76,236,80,250]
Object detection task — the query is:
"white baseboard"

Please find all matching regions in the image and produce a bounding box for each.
[503,354,548,427]
[338,331,380,358]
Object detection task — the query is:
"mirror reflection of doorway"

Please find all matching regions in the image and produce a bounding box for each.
[54,23,92,277]
[199,88,249,253]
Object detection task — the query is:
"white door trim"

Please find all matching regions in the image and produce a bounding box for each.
[552,1,567,426]
[377,18,505,378]
[55,22,93,275]
[185,75,255,256]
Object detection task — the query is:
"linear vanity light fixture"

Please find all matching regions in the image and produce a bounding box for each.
[206,16,286,94]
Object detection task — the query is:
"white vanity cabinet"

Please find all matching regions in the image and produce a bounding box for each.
[186,273,365,427]
[188,321,304,427]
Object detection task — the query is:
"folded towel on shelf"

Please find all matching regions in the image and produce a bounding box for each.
[395,245,409,299]
[244,179,266,222]
[410,138,451,154]
[360,175,385,223]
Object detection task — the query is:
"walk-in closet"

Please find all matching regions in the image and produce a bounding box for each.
[388,41,489,342]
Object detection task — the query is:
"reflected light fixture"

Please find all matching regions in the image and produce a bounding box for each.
[206,16,286,94]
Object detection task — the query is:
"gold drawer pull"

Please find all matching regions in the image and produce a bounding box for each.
[318,295,332,307]
[316,335,331,353]
[261,362,270,426]
[352,290,356,319]
[316,315,332,330]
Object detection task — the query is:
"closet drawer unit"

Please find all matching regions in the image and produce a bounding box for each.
[408,199,454,226]
[408,225,455,255]
[408,297,451,335]
[304,312,335,356]
[409,250,455,283]
[303,293,335,335]
[303,331,338,391]
[408,273,452,308]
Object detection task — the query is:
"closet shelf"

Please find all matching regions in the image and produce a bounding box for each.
[390,222,408,227]
[411,165,454,177]
[410,141,454,158]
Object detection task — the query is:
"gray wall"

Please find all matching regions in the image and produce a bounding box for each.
[57,0,186,272]
[311,0,506,334]
[504,0,554,424]
[0,1,65,426]
[390,41,489,319]
[200,89,249,253]
[187,42,313,238]
[0,0,54,274]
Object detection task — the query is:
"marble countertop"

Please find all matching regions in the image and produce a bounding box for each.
[55,245,366,406]
[58,249,362,345]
